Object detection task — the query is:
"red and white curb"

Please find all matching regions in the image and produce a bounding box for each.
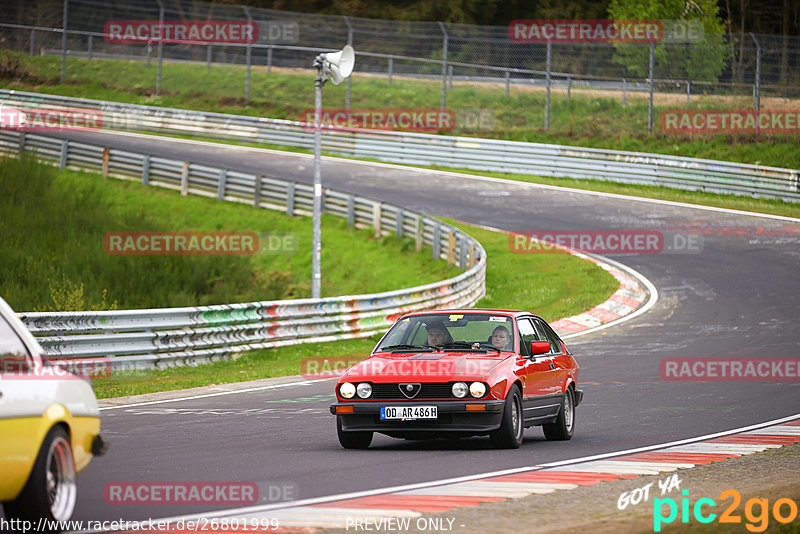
[135,417,800,532]
[255,421,800,528]
[458,221,658,339]
[550,250,651,336]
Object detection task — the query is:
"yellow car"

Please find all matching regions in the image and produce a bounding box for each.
[0,296,106,523]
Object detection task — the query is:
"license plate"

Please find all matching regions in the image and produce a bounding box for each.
[380,406,438,420]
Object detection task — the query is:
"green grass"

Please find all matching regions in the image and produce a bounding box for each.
[93,218,620,399]
[3,50,799,170]
[0,155,461,311]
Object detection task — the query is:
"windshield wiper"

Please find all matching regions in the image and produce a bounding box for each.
[379,344,436,352]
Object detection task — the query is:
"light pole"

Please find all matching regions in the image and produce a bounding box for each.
[311,45,355,298]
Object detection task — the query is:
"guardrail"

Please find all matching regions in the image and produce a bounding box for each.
[3,89,798,202]
[0,130,486,370]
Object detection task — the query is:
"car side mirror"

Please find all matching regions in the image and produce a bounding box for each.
[530,341,551,355]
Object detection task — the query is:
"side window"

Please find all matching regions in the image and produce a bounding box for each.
[517,318,539,357]
[533,318,562,354]
[0,314,33,374]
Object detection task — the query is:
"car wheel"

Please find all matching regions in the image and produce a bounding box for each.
[543,387,575,441]
[489,386,523,449]
[3,426,77,526]
[336,418,373,449]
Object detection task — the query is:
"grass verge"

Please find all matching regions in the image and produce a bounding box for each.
[0,154,460,310]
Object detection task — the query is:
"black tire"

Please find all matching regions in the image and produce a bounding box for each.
[3,426,77,530]
[336,418,373,449]
[489,386,523,449]
[543,387,575,441]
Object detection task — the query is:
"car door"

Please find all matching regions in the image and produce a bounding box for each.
[532,317,568,396]
[516,318,560,424]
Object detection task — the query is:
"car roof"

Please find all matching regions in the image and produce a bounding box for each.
[401,309,533,319]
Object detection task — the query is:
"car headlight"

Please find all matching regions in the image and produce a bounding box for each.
[340,382,356,399]
[452,382,468,398]
[469,382,487,398]
[357,382,372,399]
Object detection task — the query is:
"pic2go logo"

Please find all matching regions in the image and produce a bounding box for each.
[654,489,799,532]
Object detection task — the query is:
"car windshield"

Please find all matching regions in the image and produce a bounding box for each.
[375,312,515,353]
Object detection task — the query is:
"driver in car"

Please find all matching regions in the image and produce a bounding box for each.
[426,323,452,347]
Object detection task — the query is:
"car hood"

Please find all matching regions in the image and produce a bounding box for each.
[340,351,508,382]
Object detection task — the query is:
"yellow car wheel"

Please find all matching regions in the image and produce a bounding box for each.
[3,426,77,523]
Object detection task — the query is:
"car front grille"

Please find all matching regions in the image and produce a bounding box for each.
[370,382,454,400]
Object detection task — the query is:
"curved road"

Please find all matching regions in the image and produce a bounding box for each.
[43,131,800,524]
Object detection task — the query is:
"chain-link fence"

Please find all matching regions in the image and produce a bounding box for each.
[1,0,799,136]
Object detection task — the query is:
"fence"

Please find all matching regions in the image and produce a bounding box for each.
[0,130,486,370]
[1,0,799,135]
[2,89,797,202]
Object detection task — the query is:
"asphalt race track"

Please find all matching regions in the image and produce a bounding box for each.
[42,131,800,524]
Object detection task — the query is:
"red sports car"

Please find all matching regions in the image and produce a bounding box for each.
[330,309,583,449]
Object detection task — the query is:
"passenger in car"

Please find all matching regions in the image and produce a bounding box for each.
[491,325,511,350]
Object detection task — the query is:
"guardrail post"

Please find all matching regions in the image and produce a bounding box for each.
[459,238,466,269]
[29,28,35,57]
[142,154,151,185]
[206,46,212,70]
[373,202,381,238]
[433,224,441,259]
[267,46,273,74]
[59,140,68,170]
[216,169,227,200]
[286,182,295,215]
[253,175,262,208]
[567,76,571,102]
[686,80,690,106]
[416,217,423,252]
[101,147,109,178]
[388,58,393,86]
[448,65,453,91]
[180,161,189,196]
[395,208,403,237]
[447,232,455,264]
[18,132,25,157]
[346,195,355,227]
[88,35,93,61]
[505,71,510,98]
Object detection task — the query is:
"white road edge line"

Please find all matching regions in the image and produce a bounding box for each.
[84,413,800,533]
[97,380,321,410]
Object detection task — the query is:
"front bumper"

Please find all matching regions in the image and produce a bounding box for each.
[331,400,505,433]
